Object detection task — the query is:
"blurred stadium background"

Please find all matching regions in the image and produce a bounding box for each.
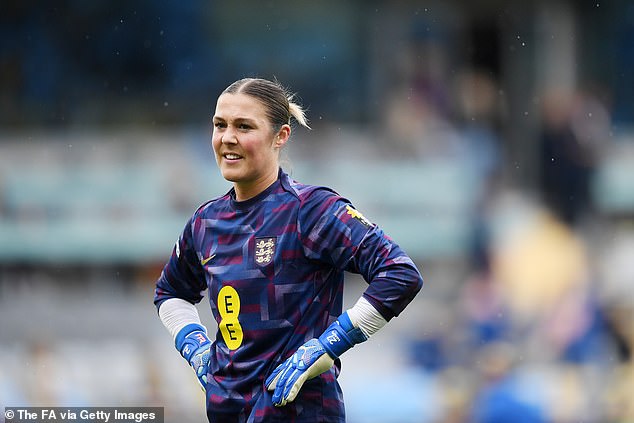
[1,1,633,422]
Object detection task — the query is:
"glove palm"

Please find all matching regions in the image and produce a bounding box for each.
[265,339,334,406]
[266,312,367,406]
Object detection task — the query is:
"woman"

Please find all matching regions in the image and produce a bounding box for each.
[154,77,423,423]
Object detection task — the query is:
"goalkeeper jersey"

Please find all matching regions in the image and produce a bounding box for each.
[154,169,423,423]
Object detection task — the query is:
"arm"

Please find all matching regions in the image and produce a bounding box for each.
[266,196,423,406]
[154,217,211,389]
[300,194,423,320]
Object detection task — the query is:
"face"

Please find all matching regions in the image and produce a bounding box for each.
[212,92,290,200]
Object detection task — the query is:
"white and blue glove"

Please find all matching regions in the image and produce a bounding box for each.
[265,312,367,406]
[175,323,211,389]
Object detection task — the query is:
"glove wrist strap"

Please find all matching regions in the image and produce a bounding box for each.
[175,323,210,361]
[318,312,368,359]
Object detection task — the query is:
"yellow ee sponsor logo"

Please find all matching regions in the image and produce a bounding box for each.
[218,285,243,350]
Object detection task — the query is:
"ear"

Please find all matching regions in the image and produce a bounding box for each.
[274,124,291,148]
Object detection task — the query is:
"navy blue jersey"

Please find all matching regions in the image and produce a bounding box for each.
[154,169,423,422]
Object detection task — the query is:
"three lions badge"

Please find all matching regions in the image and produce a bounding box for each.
[255,237,276,266]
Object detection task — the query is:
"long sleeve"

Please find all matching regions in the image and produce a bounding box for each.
[154,216,208,310]
[299,189,423,321]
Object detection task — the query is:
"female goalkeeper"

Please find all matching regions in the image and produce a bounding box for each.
[154,77,423,423]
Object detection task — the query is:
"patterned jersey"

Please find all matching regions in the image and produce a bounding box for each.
[154,169,423,423]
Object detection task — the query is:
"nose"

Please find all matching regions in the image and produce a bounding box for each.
[221,129,238,145]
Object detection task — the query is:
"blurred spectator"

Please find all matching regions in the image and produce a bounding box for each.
[383,20,458,158]
[470,342,547,423]
[538,87,610,226]
[488,195,589,325]
[452,68,505,273]
[460,271,510,347]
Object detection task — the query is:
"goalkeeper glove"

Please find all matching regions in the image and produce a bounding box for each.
[175,323,211,389]
[265,312,367,406]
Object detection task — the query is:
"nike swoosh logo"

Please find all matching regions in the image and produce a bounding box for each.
[201,254,216,265]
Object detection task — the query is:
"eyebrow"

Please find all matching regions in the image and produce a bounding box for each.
[212,116,258,125]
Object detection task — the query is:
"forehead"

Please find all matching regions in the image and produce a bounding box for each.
[214,93,268,121]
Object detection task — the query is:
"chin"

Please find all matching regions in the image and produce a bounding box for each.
[219,167,244,183]
[220,172,239,182]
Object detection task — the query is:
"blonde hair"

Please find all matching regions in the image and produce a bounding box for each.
[223,78,310,130]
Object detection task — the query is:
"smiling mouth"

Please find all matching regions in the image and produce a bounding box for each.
[223,153,243,160]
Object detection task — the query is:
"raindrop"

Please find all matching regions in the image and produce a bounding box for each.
[164,101,169,107]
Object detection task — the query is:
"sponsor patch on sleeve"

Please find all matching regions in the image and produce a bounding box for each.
[345,204,373,227]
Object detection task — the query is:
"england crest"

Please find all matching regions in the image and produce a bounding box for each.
[255,237,276,266]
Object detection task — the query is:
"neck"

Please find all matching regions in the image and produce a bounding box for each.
[233,168,279,201]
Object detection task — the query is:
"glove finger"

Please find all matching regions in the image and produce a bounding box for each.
[265,362,286,391]
[194,349,210,389]
[271,364,296,406]
[280,353,335,405]
[272,358,301,407]
[283,370,310,404]
[196,373,207,390]
[279,368,304,405]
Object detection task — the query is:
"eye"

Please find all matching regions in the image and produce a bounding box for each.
[238,123,252,130]
[213,121,226,129]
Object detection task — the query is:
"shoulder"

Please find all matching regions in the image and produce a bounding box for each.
[281,171,343,206]
[280,171,352,227]
[185,191,232,226]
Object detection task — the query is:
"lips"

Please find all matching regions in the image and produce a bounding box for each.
[223,152,243,161]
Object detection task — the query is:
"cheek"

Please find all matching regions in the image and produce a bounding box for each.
[240,136,266,157]
[211,133,222,153]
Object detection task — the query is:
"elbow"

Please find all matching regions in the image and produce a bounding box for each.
[414,272,424,295]
[407,270,424,301]
[403,258,423,296]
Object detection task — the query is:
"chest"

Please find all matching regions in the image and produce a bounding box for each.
[194,203,304,288]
